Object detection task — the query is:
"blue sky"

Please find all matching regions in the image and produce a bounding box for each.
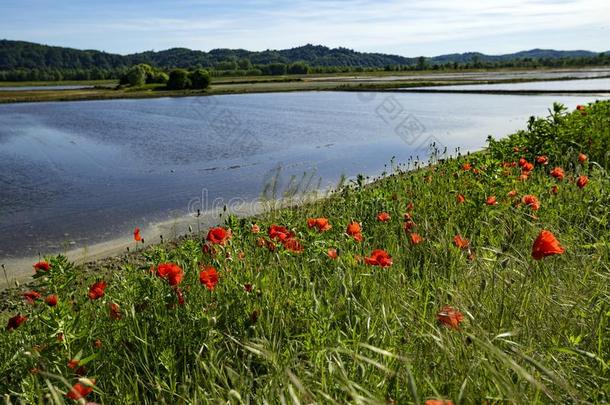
[1,0,609,56]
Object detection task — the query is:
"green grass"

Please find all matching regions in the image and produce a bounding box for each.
[0,80,117,88]
[1,101,609,404]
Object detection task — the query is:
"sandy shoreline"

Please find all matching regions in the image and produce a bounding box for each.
[0,197,319,289]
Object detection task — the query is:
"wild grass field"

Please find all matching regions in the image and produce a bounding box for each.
[1,100,609,404]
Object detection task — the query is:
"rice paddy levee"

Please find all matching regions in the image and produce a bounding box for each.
[1,100,609,403]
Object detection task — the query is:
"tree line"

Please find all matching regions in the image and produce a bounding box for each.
[1,55,608,83]
[117,64,211,90]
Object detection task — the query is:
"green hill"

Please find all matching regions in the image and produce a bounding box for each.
[1,39,607,70]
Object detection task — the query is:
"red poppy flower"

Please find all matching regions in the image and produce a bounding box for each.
[251,224,260,234]
[109,303,121,320]
[307,217,332,232]
[521,162,534,172]
[461,163,472,171]
[578,153,588,163]
[327,248,338,259]
[282,237,304,253]
[346,221,363,241]
[364,249,393,267]
[346,221,361,235]
[522,195,540,211]
[532,230,565,260]
[268,224,294,241]
[453,235,469,250]
[156,263,184,286]
[376,212,391,222]
[199,266,219,290]
[67,359,80,369]
[576,104,586,111]
[550,167,565,181]
[425,399,455,405]
[507,190,517,198]
[437,306,464,329]
[409,233,424,245]
[87,280,107,300]
[94,339,102,349]
[244,283,253,293]
[23,290,41,304]
[576,175,589,189]
[403,220,416,232]
[406,202,414,211]
[133,227,142,242]
[536,155,548,165]
[6,314,27,330]
[486,196,497,206]
[45,294,58,307]
[66,381,94,400]
[33,261,51,273]
[551,185,559,195]
[456,194,465,204]
[518,158,527,167]
[206,227,232,245]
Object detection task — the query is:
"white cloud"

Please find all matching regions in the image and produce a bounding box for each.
[2,0,609,54]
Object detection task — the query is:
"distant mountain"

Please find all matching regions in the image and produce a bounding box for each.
[431,48,601,64]
[0,40,126,70]
[0,40,607,70]
[127,44,415,68]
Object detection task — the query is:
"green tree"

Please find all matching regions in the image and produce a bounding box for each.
[415,56,428,71]
[238,58,252,70]
[288,62,310,74]
[151,71,169,84]
[216,60,238,71]
[267,63,287,75]
[167,69,191,90]
[189,69,211,89]
[121,65,146,86]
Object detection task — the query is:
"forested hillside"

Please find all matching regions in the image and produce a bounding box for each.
[1,40,608,81]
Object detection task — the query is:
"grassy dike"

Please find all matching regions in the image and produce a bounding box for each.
[1,101,609,403]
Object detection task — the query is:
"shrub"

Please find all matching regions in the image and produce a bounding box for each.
[166,69,191,90]
[149,71,169,84]
[288,62,311,75]
[120,65,146,87]
[189,69,211,89]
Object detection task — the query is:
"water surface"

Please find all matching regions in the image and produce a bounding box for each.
[319,68,610,83]
[413,78,610,91]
